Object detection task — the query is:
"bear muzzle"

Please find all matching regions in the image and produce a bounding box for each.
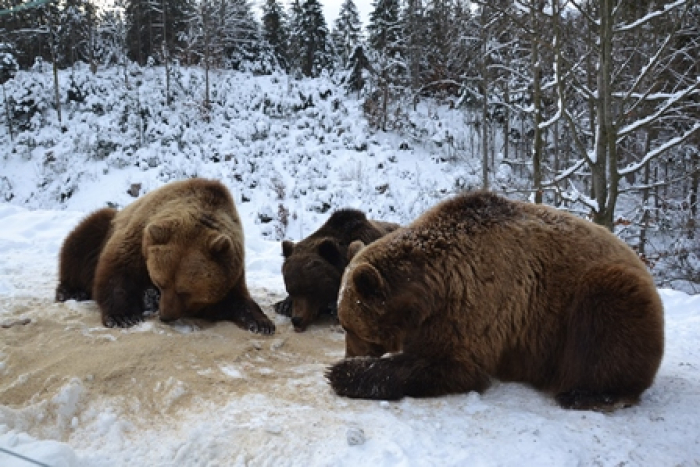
[158,293,186,323]
[291,316,305,331]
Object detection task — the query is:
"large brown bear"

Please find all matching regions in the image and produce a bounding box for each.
[56,178,275,334]
[327,191,664,411]
[275,209,399,332]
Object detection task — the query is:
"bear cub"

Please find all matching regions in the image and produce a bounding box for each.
[327,191,664,411]
[275,209,399,332]
[56,178,274,334]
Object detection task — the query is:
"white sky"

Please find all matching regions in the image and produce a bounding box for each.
[321,0,373,26]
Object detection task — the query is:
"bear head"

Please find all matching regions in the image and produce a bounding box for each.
[281,237,346,332]
[143,219,238,323]
[338,240,430,358]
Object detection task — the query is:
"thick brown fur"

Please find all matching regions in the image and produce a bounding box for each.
[326,191,664,411]
[63,178,274,334]
[56,208,117,302]
[275,209,399,332]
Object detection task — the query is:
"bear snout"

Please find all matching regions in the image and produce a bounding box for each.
[291,316,306,332]
[158,292,185,323]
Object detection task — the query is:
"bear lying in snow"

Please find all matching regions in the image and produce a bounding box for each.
[56,178,275,334]
[326,191,664,411]
[274,208,399,332]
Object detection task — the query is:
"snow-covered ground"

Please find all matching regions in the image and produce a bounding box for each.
[0,200,699,467]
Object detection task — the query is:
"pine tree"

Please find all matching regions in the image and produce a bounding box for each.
[219,0,263,71]
[261,0,289,71]
[421,0,460,88]
[96,2,130,82]
[286,0,304,75]
[366,0,405,130]
[297,0,334,77]
[124,0,193,65]
[331,0,363,68]
[56,0,98,68]
[402,0,423,93]
[367,0,401,54]
[344,44,372,93]
[0,0,51,68]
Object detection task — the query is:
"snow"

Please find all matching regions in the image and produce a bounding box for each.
[0,197,699,466]
[0,65,698,466]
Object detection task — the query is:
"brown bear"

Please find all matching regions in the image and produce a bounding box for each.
[56,207,117,302]
[57,178,275,334]
[326,191,665,411]
[274,209,399,332]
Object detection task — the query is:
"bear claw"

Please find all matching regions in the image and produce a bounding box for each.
[555,390,635,412]
[104,314,145,328]
[55,286,90,302]
[249,321,276,335]
[273,298,292,317]
[326,357,400,400]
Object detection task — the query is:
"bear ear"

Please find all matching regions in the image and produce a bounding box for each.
[282,240,295,258]
[318,239,344,268]
[209,234,233,255]
[347,240,365,262]
[146,222,173,245]
[352,263,386,304]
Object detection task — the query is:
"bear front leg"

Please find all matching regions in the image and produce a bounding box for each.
[95,276,148,328]
[326,353,490,400]
[93,251,149,328]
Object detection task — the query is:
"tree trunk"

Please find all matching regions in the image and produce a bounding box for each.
[480,27,489,190]
[639,132,652,256]
[47,13,62,125]
[503,79,510,162]
[591,0,616,230]
[381,68,388,132]
[162,0,171,106]
[689,148,698,240]
[2,83,13,142]
[531,0,543,204]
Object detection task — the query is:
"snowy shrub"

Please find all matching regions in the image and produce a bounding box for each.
[338,159,363,182]
[0,176,12,201]
[257,203,275,222]
[7,73,50,131]
[67,71,91,104]
[0,43,18,84]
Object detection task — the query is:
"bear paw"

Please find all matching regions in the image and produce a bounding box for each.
[247,317,276,335]
[326,357,403,400]
[229,299,276,335]
[103,313,145,328]
[273,297,292,317]
[55,285,90,302]
[555,390,637,412]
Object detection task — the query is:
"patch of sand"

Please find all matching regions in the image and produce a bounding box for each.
[0,288,346,440]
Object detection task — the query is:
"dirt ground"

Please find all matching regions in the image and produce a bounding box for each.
[0,287,347,439]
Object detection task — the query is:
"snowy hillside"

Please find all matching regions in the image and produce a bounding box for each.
[2,64,697,292]
[0,64,484,242]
